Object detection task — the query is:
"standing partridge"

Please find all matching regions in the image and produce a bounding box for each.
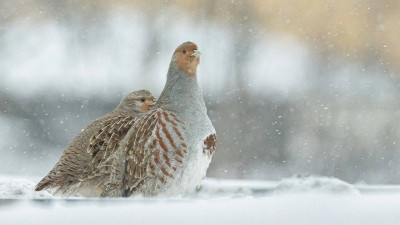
[107,41,217,197]
[35,90,155,196]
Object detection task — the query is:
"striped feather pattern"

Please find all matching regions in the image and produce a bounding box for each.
[34,90,154,196]
[82,115,137,180]
[122,108,189,195]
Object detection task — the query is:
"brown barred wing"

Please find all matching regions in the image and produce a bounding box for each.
[123,109,189,195]
[81,115,137,180]
[35,116,114,192]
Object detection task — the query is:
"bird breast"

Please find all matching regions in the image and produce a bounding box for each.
[130,108,215,196]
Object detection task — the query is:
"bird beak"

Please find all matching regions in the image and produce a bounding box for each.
[191,50,201,58]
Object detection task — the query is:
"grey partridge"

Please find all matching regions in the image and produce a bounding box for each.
[106,41,217,197]
[35,90,155,196]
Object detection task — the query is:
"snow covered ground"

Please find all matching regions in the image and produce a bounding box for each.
[1,175,400,225]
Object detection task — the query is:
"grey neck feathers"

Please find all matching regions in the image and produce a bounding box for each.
[157,62,207,118]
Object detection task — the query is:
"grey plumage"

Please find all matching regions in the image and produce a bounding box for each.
[36,42,217,198]
[105,41,217,197]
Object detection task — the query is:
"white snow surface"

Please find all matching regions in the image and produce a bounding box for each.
[0,178,52,199]
[273,175,360,194]
[1,175,400,225]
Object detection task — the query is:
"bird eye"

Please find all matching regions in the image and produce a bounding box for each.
[183,50,187,54]
[140,98,145,102]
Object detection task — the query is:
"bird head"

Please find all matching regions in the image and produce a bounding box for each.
[171,41,201,77]
[118,89,155,112]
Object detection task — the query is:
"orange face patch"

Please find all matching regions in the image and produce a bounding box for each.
[141,96,155,111]
[173,43,200,77]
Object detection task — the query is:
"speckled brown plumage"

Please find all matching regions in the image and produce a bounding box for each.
[35,90,154,196]
[36,41,217,198]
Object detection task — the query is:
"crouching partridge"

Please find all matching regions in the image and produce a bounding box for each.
[35,90,155,196]
[110,41,217,197]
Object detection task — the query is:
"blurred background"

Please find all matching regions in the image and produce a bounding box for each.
[1,0,400,184]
